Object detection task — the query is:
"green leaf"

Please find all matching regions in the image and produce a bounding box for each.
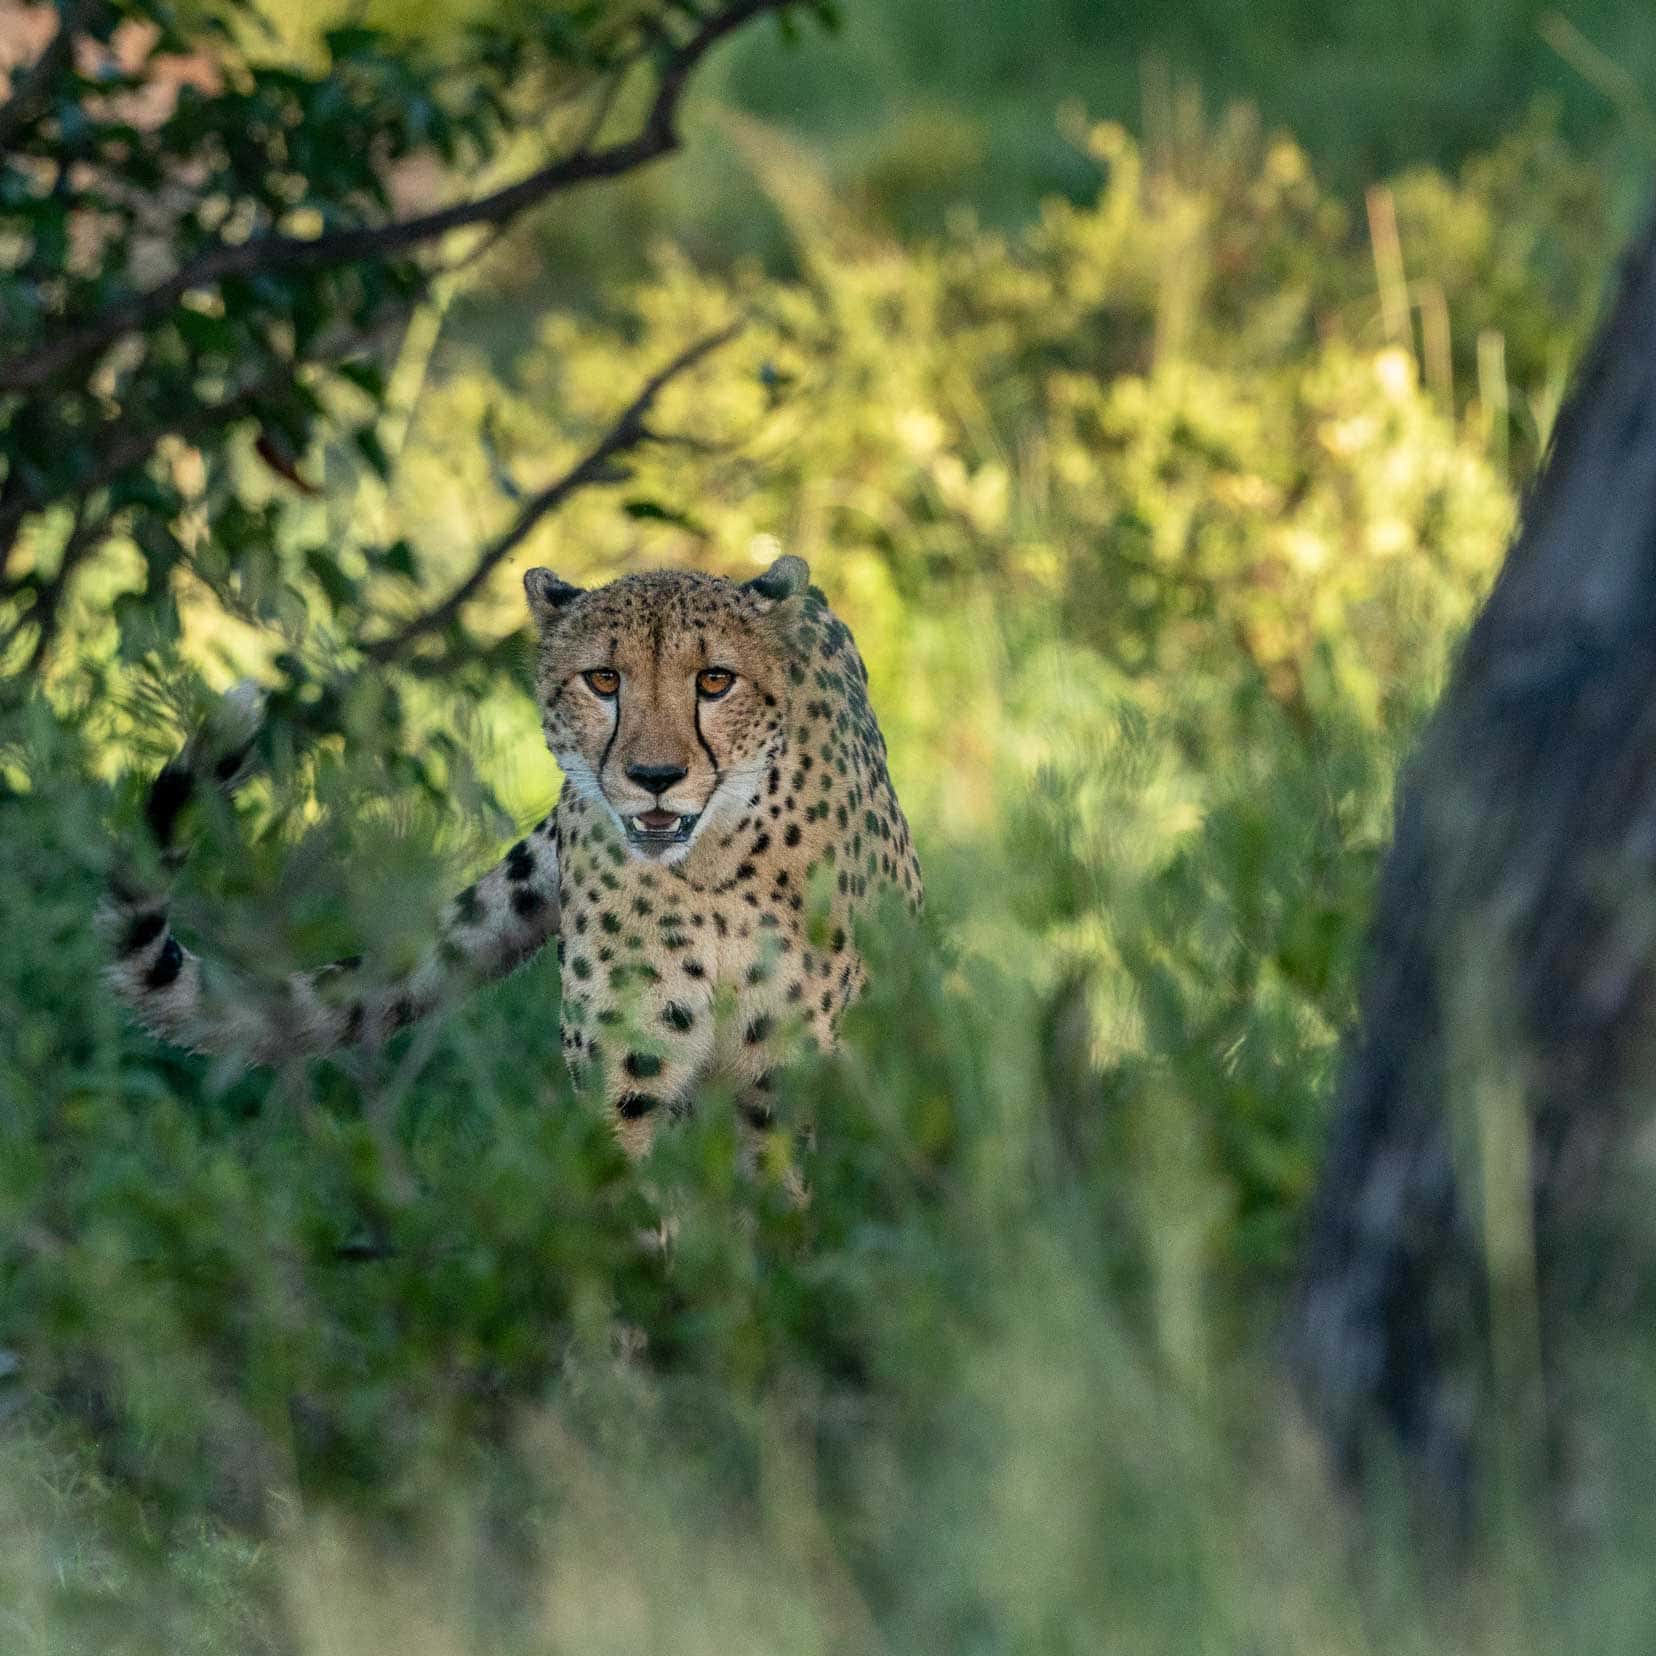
[622,498,707,534]
[353,425,391,480]
[305,546,360,614]
[335,359,387,402]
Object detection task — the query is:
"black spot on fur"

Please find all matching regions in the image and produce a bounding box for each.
[121,910,166,955]
[511,886,547,920]
[618,1092,660,1119]
[625,1051,663,1079]
[746,1015,773,1044]
[454,885,483,924]
[143,935,183,990]
[662,1002,695,1031]
[506,840,535,881]
[144,765,195,849]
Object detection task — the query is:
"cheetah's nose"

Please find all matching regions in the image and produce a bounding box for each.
[626,763,688,794]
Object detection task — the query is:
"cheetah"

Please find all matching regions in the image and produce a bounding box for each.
[107,555,923,1154]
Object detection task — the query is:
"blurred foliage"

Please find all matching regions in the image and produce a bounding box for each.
[399,0,1656,309]
[1,0,1652,1645]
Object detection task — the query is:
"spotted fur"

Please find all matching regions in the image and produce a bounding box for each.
[109,555,922,1154]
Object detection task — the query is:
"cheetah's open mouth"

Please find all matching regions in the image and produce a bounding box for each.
[627,808,699,847]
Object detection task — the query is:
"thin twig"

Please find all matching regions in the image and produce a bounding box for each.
[570,60,628,157]
[361,322,742,662]
[0,0,786,395]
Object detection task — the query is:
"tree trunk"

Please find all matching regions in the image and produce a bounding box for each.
[1292,205,1656,1525]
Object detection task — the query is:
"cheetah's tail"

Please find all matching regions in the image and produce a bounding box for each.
[104,682,562,1066]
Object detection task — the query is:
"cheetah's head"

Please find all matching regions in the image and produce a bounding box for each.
[525,556,809,864]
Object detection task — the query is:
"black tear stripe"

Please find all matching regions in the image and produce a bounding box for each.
[598,697,621,797]
[692,699,720,787]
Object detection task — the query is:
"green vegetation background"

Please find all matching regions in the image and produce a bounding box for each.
[5,0,1656,1649]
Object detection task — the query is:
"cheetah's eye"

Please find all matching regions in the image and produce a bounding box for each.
[583,668,620,698]
[696,668,735,699]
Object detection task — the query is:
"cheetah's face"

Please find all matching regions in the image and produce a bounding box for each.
[525,557,808,864]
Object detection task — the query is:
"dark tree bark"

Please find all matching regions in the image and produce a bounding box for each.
[1293,204,1656,1524]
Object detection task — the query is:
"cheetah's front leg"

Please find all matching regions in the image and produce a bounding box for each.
[560,966,715,1158]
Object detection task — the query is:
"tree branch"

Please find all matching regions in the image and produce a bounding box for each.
[362,322,741,662]
[0,0,786,396]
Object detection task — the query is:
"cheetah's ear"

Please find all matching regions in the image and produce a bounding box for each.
[524,567,584,625]
[742,554,810,606]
